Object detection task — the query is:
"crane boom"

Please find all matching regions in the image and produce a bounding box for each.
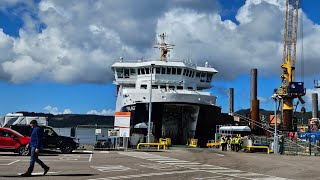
[275,0,305,131]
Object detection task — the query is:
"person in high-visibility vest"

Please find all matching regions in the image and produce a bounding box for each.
[220,135,227,151]
[235,135,241,152]
[230,136,235,151]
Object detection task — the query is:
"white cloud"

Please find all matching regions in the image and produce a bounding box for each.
[258,96,268,103]
[0,0,319,83]
[86,109,115,116]
[43,105,72,115]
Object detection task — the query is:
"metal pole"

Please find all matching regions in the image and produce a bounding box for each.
[147,64,155,143]
[274,98,278,154]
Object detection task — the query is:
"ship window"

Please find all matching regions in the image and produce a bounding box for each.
[161,67,166,74]
[177,86,183,90]
[207,73,213,82]
[160,85,166,89]
[196,72,200,78]
[141,68,145,74]
[183,69,188,76]
[152,85,158,89]
[138,68,141,75]
[140,84,147,89]
[188,70,193,77]
[177,68,182,75]
[172,68,176,75]
[200,72,207,82]
[169,86,175,89]
[130,69,136,75]
[116,68,123,78]
[145,68,149,74]
[167,67,172,74]
[156,67,161,74]
[187,70,191,77]
[124,68,130,78]
[187,87,193,90]
[191,71,195,77]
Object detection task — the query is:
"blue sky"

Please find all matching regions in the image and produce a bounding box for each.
[0,0,319,115]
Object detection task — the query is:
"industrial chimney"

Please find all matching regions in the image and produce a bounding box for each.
[250,69,260,131]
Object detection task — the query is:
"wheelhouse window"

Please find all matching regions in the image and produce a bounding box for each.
[152,85,158,89]
[207,73,213,82]
[124,68,130,78]
[177,86,183,90]
[169,86,175,89]
[161,67,166,74]
[187,87,193,90]
[145,68,150,74]
[130,68,136,76]
[200,72,207,82]
[166,67,172,74]
[196,72,200,78]
[116,68,123,78]
[156,67,161,74]
[141,68,145,75]
[160,85,166,89]
[177,68,182,75]
[172,68,176,75]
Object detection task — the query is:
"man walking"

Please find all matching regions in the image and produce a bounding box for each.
[21,120,50,177]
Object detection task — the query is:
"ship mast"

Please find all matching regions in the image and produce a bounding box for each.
[154,33,175,61]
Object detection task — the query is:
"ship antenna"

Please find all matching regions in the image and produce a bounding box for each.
[154,32,175,61]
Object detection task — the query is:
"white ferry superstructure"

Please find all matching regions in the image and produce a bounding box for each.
[111,33,227,146]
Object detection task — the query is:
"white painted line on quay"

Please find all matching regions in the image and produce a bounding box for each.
[87,170,199,180]
[89,153,93,162]
[7,160,20,165]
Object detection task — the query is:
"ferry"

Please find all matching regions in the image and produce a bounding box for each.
[111,33,232,146]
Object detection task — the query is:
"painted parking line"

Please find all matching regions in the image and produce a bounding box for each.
[90,165,135,173]
[0,159,20,165]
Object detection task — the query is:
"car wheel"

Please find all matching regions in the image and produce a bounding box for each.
[60,142,73,153]
[18,146,29,156]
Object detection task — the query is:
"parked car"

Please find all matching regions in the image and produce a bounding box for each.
[10,125,79,153]
[0,127,30,156]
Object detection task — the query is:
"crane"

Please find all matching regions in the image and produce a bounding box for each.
[274,0,305,131]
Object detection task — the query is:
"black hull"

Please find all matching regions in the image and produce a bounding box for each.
[122,102,233,147]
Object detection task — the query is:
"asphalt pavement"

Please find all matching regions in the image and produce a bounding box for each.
[0,147,319,180]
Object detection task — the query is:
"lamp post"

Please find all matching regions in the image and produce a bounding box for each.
[271,94,281,154]
[147,64,155,143]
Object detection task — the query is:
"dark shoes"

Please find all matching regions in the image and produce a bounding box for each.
[20,172,32,177]
[43,166,50,175]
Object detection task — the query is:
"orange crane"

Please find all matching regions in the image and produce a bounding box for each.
[275,0,305,131]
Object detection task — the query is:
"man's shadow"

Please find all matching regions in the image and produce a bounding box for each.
[0,173,97,178]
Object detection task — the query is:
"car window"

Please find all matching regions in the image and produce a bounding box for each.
[9,129,23,137]
[43,128,56,136]
[0,130,15,138]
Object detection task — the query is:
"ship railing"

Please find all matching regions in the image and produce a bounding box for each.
[115,58,211,68]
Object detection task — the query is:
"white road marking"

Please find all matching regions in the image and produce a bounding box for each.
[89,153,93,162]
[18,171,59,176]
[99,151,109,153]
[90,165,134,172]
[7,160,20,165]
[214,153,225,157]
[83,151,93,153]
[0,159,20,165]
[116,152,291,180]
[87,170,199,180]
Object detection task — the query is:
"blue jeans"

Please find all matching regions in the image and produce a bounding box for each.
[27,147,47,173]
